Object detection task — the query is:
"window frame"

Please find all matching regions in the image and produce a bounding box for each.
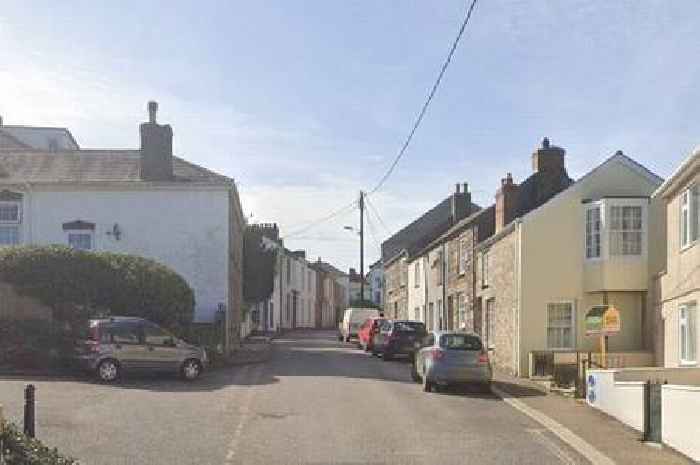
[414,261,421,288]
[680,184,699,251]
[0,201,21,224]
[585,202,602,260]
[458,240,466,275]
[679,301,697,366]
[546,301,576,351]
[481,250,490,288]
[66,230,95,251]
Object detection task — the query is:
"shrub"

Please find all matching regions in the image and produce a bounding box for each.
[0,420,78,464]
[0,245,195,336]
[0,319,74,369]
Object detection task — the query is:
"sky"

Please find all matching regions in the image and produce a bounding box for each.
[2,1,700,273]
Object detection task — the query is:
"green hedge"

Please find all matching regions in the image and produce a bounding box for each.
[0,245,195,336]
[0,319,74,369]
[0,421,78,464]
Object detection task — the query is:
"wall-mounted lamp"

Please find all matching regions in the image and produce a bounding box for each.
[106,223,122,241]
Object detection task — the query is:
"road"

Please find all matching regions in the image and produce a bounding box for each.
[0,330,588,465]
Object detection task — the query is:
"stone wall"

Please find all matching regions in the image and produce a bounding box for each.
[0,282,52,321]
[384,257,408,319]
[476,228,519,375]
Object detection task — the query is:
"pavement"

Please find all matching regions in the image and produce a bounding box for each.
[0,329,693,465]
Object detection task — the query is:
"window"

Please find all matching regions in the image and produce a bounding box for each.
[586,205,601,259]
[547,302,575,349]
[0,201,20,246]
[681,185,700,248]
[440,334,482,351]
[437,299,443,329]
[301,266,305,288]
[609,205,642,256]
[269,302,274,328]
[481,250,490,288]
[436,252,443,286]
[0,226,19,246]
[286,258,291,284]
[414,262,421,287]
[0,202,20,223]
[68,232,93,251]
[414,307,420,320]
[400,259,408,287]
[679,302,697,365]
[458,241,466,274]
[105,322,141,344]
[286,294,291,322]
[458,292,466,328]
[143,322,174,346]
[308,271,312,291]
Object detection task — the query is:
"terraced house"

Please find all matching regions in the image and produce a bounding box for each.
[475,139,664,377]
[382,184,477,320]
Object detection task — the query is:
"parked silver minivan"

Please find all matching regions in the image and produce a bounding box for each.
[75,317,208,382]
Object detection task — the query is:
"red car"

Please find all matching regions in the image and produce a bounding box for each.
[357,316,386,352]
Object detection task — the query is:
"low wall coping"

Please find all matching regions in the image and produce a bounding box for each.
[662,384,700,392]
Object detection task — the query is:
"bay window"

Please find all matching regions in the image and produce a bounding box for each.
[584,199,647,260]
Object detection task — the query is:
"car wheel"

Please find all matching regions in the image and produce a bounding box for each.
[181,359,203,381]
[97,359,120,383]
[410,361,422,382]
[345,336,351,343]
[422,375,433,393]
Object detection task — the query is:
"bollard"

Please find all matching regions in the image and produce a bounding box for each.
[24,384,35,439]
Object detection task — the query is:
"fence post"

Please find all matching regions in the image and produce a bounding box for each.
[643,380,662,443]
[24,384,35,439]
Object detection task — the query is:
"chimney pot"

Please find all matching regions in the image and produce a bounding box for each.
[0,115,3,126]
[463,182,468,193]
[455,183,460,193]
[542,137,550,149]
[148,101,158,124]
[615,150,624,156]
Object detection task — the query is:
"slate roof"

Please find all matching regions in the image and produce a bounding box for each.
[417,205,496,256]
[0,150,234,186]
[512,166,574,219]
[381,196,480,264]
[310,260,347,277]
[0,126,79,151]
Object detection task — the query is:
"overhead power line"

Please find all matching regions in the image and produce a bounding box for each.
[364,206,383,253]
[284,200,358,239]
[368,0,479,195]
[364,195,391,236]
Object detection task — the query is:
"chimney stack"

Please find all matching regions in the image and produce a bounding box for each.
[532,137,565,173]
[495,172,519,233]
[140,101,174,181]
[450,182,472,223]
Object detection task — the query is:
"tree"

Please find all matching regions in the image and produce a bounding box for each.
[243,226,278,303]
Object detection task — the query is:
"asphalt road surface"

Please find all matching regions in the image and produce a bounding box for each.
[0,330,588,465]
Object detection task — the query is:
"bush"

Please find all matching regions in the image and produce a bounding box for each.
[0,245,195,336]
[0,420,78,464]
[0,319,74,370]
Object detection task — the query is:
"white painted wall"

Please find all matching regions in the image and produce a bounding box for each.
[586,369,645,431]
[407,257,425,322]
[22,188,230,323]
[662,384,700,461]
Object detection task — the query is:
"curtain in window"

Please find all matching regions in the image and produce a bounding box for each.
[547,303,574,349]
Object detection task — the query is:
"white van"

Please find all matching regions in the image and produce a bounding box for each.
[338,307,380,342]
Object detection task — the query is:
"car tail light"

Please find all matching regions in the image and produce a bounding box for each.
[478,351,489,364]
[430,348,445,360]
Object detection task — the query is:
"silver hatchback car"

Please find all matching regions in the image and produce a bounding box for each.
[75,317,208,382]
[411,331,492,393]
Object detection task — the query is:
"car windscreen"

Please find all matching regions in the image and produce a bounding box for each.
[393,321,425,333]
[439,334,482,351]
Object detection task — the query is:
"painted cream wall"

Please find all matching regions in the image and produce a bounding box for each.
[661,384,700,462]
[23,187,230,323]
[519,158,661,375]
[659,170,700,367]
[425,246,444,330]
[407,256,426,322]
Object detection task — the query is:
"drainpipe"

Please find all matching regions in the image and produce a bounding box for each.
[23,182,33,244]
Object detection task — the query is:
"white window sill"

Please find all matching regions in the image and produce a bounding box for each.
[680,240,698,253]
[680,360,698,367]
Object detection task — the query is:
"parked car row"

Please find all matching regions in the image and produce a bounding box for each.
[339,307,492,394]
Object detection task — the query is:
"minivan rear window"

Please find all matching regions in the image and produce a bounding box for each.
[439,334,482,351]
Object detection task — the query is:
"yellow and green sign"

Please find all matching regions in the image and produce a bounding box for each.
[585,306,621,335]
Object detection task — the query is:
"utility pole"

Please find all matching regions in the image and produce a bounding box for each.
[359,191,365,302]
